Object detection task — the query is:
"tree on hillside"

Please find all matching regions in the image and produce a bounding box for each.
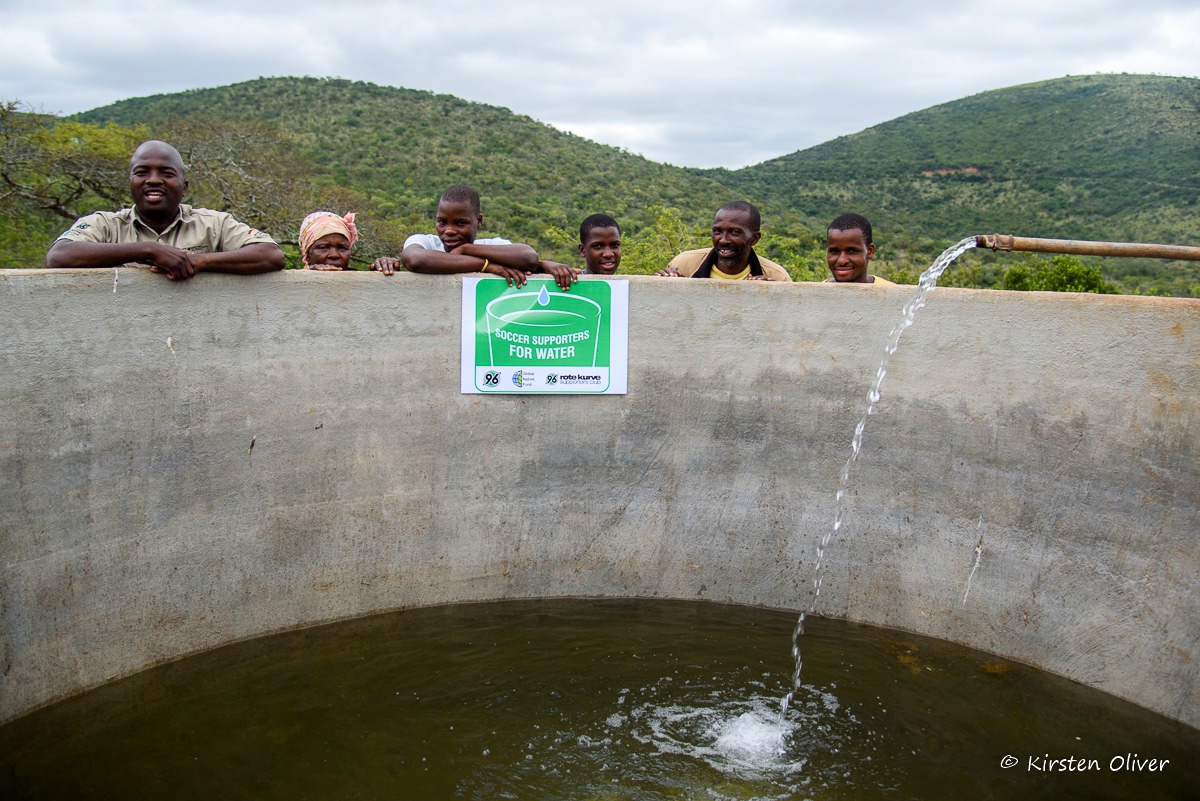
[620,206,709,274]
[1001,255,1119,294]
[758,234,826,282]
[1,101,143,221]
[156,115,315,237]
[1,102,148,268]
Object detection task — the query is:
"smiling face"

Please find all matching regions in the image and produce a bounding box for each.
[129,141,187,230]
[579,226,622,275]
[711,208,760,273]
[435,198,482,250]
[307,232,352,269]
[826,227,875,283]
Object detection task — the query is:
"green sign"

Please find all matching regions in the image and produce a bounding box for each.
[461,277,628,394]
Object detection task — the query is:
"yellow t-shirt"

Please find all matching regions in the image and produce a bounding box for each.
[711,264,751,280]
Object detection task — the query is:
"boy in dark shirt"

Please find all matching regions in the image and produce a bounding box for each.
[578,213,622,276]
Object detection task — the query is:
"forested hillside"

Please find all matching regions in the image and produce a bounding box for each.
[4,74,1196,293]
[716,74,1200,294]
[72,78,800,270]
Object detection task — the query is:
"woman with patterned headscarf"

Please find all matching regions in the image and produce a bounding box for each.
[297,211,395,274]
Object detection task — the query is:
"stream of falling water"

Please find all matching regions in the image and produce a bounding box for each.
[781,237,979,719]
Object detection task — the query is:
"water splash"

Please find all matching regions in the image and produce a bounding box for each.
[782,237,978,719]
[713,710,787,760]
[627,693,807,779]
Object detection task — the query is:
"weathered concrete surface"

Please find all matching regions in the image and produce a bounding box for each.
[2,269,1197,727]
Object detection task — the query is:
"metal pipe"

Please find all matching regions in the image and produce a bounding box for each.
[975,234,1200,262]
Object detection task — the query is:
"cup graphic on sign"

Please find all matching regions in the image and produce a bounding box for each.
[485,284,602,367]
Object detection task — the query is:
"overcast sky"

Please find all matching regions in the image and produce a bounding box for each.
[2,0,1196,169]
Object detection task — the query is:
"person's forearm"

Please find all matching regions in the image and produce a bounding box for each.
[458,243,539,270]
[45,240,154,269]
[46,240,284,275]
[401,247,488,274]
[192,243,285,275]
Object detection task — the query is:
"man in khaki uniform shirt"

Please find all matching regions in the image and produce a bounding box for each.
[45,140,284,280]
[657,201,791,282]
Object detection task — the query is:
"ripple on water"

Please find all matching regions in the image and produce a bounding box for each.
[521,676,881,800]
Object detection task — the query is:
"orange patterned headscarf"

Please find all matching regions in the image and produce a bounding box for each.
[299,211,358,267]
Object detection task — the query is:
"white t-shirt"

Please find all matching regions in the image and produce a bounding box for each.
[403,233,512,251]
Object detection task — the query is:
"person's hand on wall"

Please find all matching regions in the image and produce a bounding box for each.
[371,257,399,275]
[539,260,579,291]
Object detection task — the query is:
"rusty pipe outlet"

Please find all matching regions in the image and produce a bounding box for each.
[976,235,1200,262]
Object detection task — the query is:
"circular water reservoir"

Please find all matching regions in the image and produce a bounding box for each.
[2,599,1194,800]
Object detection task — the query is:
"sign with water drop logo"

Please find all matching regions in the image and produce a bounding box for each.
[461,276,628,393]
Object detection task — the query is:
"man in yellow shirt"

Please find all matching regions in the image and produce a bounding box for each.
[657,202,791,281]
[825,213,894,285]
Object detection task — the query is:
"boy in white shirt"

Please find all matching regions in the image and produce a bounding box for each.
[373,184,538,286]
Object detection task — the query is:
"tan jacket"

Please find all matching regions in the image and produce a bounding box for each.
[668,248,792,281]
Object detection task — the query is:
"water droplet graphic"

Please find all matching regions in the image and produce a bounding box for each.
[538,285,550,306]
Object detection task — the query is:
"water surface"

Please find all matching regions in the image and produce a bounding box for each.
[2,599,1195,800]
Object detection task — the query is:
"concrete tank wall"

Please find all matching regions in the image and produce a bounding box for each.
[2,269,1197,727]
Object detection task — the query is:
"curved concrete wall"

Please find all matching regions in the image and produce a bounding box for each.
[2,269,1197,727]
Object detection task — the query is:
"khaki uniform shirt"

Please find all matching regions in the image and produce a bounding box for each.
[668,248,792,282]
[57,204,277,266]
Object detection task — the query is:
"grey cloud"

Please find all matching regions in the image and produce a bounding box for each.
[0,0,1194,168]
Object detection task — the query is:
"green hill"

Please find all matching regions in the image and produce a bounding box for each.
[727,75,1199,235]
[55,74,1200,294]
[73,77,766,257]
[715,74,1200,292]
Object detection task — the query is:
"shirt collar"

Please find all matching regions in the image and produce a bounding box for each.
[132,203,189,236]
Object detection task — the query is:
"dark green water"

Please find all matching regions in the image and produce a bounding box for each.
[2,599,1196,800]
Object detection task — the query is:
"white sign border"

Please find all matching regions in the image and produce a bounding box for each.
[461,276,628,395]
